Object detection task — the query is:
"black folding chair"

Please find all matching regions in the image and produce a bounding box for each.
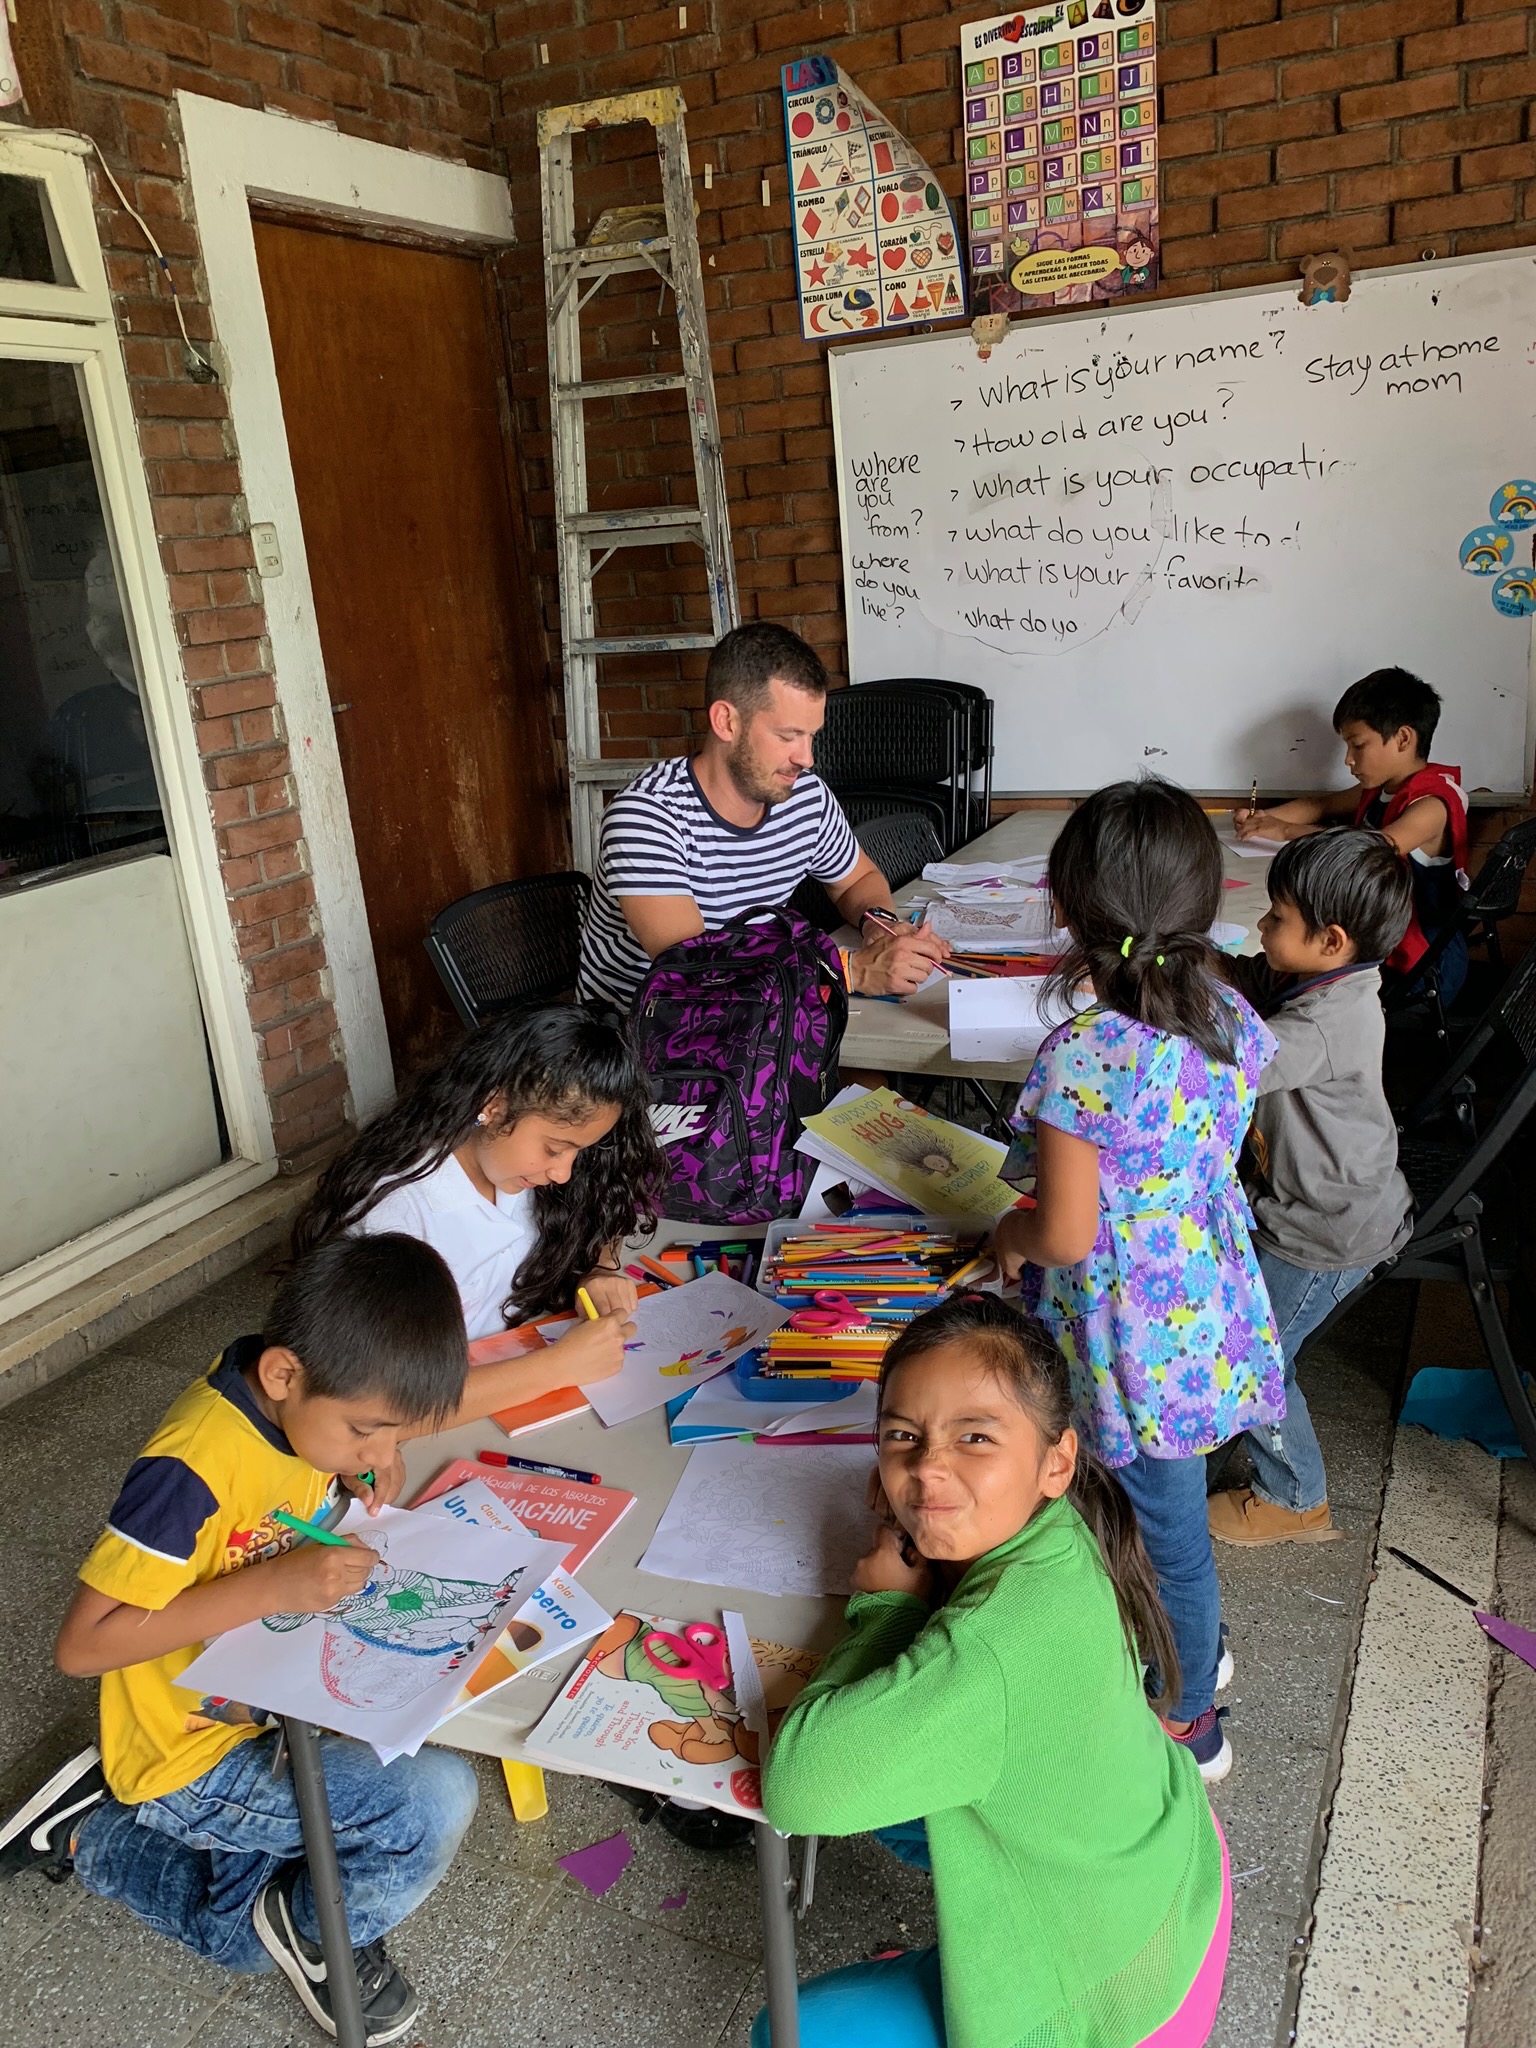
[815,686,966,851]
[1384,814,1536,1046]
[1308,940,1536,1463]
[424,873,591,1029]
[835,787,952,844]
[870,677,994,843]
[788,812,946,936]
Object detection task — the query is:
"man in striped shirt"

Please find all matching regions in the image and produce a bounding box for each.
[578,623,949,1012]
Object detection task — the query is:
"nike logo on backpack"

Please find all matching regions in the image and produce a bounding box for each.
[649,1104,709,1147]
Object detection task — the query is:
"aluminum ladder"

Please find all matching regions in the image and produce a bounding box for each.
[537,88,739,873]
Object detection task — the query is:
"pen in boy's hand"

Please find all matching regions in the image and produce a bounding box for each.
[1249,778,1258,813]
[272,1508,351,1548]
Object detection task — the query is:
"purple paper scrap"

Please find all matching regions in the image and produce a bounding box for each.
[660,1890,689,1911]
[1476,1611,1536,1675]
[557,1832,634,1899]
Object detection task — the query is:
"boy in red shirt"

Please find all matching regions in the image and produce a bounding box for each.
[1235,667,1468,1001]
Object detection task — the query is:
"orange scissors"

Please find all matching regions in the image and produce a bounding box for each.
[642,1622,731,1693]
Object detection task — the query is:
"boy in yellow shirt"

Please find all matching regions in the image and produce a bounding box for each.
[0,1235,474,2047]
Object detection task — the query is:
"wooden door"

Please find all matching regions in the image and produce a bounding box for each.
[253,220,565,1072]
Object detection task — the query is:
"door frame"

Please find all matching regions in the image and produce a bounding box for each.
[0,131,276,1324]
[177,93,518,1120]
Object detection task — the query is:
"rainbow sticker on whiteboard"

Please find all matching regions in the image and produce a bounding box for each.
[1491,566,1536,617]
[1490,479,1536,530]
[1460,526,1513,575]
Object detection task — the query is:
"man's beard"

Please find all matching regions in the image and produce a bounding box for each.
[726,737,797,807]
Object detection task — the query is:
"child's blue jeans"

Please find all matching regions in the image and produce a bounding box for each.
[73,1729,477,1971]
[1244,1250,1369,1513]
[1113,1449,1221,1724]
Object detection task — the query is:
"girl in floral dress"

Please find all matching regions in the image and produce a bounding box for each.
[994,778,1284,1781]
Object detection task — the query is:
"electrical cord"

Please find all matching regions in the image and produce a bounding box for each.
[89,138,218,383]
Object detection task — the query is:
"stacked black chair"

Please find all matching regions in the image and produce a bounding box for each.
[815,682,988,854]
[1384,812,1536,1047]
[789,812,946,936]
[1308,937,1536,1463]
[424,872,591,1029]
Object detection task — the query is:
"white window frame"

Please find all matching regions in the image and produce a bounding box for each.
[176,92,518,1125]
[0,133,275,1327]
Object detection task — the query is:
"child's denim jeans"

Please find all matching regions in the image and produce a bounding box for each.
[73,1729,476,1972]
[1246,1250,1370,1513]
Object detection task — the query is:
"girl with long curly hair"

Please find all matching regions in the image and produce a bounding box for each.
[292,1006,664,1423]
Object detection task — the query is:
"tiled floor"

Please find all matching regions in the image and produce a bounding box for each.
[0,1254,1413,2048]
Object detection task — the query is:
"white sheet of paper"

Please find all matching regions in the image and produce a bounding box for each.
[671,1377,828,1440]
[947,976,1083,1064]
[638,1440,874,1598]
[755,1383,880,1435]
[1209,921,1248,953]
[1229,834,1286,858]
[921,856,1049,887]
[412,1476,573,1579]
[177,1503,546,1761]
[581,1271,789,1427]
[922,897,1063,951]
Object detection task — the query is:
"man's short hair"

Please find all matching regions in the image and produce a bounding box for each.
[1266,829,1413,962]
[266,1235,467,1427]
[1333,666,1441,757]
[704,622,827,716]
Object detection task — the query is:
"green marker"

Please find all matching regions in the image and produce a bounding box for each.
[272,1508,351,1548]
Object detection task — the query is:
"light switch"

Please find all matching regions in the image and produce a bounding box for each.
[251,522,283,578]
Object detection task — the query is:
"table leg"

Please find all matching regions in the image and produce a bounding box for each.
[285,1718,367,2048]
[755,1823,801,2048]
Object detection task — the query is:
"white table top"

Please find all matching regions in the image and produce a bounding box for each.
[840,808,1270,1081]
[405,1221,853,1765]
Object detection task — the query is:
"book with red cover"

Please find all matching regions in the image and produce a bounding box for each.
[409,1457,636,1575]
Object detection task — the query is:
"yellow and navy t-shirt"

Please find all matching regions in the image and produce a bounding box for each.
[79,1336,335,1805]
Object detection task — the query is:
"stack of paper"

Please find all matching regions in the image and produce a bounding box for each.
[947,977,1087,1064]
[922,896,1065,952]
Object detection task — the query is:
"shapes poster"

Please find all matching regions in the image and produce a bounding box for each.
[781,55,966,340]
[961,1,1159,314]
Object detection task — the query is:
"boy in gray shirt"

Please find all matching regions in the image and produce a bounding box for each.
[1212,831,1414,1545]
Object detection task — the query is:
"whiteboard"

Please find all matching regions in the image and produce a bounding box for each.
[829,251,1536,796]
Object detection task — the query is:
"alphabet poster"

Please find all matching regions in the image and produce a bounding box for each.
[781,56,966,340]
[961,1,1159,314]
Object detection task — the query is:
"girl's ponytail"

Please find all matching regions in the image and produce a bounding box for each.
[1045,776,1237,1065]
[1067,1454,1181,1713]
[878,1293,1180,1706]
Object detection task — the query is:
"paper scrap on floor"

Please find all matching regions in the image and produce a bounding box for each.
[582,1269,789,1427]
[948,976,1087,1064]
[639,1439,875,1598]
[177,1503,544,1761]
[524,1611,819,1819]
[798,1087,1018,1221]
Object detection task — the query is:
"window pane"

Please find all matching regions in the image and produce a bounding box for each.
[0,358,165,893]
[0,173,70,286]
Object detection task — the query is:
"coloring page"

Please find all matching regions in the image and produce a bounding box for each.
[525,1611,819,1818]
[178,1502,546,1759]
[582,1271,789,1427]
[639,1439,875,1598]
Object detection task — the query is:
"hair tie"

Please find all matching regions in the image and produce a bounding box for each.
[1156,954,1165,967]
[1120,934,1134,957]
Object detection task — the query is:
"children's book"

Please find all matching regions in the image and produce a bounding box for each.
[798,1088,1020,1222]
[410,1464,636,1575]
[523,1611,818,1819]
[464,1322,590,1438]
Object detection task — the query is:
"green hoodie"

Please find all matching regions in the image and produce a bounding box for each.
[762,1495,1221,2048]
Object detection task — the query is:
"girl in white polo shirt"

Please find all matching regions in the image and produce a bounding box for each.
[292,1006,664,1421]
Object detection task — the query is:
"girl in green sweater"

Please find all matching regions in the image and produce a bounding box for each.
[756,1294,1230,2048]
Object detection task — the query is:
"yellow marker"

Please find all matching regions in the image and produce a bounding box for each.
[501,1758,548,1823]
[576,1286,599,1321]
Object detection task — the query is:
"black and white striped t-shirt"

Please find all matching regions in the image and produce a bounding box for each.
[578,755,860,1009]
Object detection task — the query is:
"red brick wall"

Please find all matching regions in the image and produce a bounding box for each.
[487,0,1536,778]
[10,0,501,1163]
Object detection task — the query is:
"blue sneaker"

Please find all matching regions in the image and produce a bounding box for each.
[1164,1706,1232,1784]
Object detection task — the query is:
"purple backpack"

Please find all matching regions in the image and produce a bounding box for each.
[632,906,849,1224]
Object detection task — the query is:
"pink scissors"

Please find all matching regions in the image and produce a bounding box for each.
[643,1622,731,1693]
[788,1291,868,1333]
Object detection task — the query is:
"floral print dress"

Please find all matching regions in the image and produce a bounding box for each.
[1007,990,1285,1469]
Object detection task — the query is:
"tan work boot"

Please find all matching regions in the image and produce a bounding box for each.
[1208,1488,1341,1546]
